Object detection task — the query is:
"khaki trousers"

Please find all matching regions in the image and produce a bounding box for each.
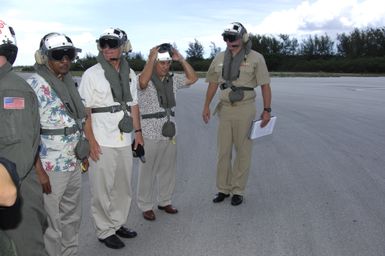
[137,138,176,211]
[216,101,256,195]
[43,169,82,256]
[88,146,133,239]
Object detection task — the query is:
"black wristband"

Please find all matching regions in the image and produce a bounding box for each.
[135,129,142,133]
[263,107,271,113]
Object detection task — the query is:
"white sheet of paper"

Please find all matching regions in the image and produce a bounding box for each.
[248,116,277,139]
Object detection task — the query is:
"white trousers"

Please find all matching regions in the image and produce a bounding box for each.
[43,169,82,256]
[137,138,176,211]
[88,146,133,239]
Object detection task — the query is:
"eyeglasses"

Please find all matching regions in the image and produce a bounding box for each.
[48,48,76,61]
[223,34,240,43]
[99,38,120,49]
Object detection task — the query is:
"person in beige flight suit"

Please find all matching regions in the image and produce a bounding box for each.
[202,22,272,206]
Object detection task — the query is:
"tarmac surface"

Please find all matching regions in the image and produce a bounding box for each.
[20,74,385,256]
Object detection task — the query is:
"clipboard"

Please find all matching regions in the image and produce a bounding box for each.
[248,116,277,140]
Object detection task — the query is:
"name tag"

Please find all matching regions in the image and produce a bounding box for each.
[3,97,25,110]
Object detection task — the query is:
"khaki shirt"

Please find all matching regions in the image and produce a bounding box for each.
[206,50,270,103]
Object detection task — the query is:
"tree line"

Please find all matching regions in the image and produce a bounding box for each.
[20,26,385,74]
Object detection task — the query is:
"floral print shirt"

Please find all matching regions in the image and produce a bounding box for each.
[137,73,187,140]
[28,74,81,172]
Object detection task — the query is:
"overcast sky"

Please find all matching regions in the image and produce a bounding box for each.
[2,0,385,66]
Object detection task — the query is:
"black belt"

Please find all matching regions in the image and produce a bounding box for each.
[141,111,175,119]
[220,83,254,91]
[91,104,131,114]
[231,86,254,91]
[41,125,78,136]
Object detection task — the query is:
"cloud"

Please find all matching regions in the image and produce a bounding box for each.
[4,0,385,65]
[251,0,385,38]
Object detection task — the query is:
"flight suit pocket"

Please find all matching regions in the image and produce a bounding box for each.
[0,109,22,145]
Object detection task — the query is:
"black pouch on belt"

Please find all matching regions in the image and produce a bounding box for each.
[118,112,133,133]
[75,137,90,160]
[161,120,176,138]
[228,88,244,103]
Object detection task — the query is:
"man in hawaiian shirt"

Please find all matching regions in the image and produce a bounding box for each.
[28,32,86,256]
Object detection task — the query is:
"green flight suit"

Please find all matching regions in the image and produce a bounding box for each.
[0,62,48,256]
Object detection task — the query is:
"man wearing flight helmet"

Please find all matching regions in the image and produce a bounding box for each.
[79,28,143,249]
[0,20,48,255]
[202,22,272,206]
[136,43,197,221]
[27,32,86,256]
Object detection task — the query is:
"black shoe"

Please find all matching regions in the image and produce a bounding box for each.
[231,194,243,206]
[98,234,125,249]
[116,226,137,238]
[213,192,230,203]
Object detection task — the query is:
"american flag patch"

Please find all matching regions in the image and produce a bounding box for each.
[3,97,25,110]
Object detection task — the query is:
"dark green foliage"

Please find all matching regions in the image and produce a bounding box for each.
[337,27,385,58]
[15,26,385,74]
[20,66,35,72]
[186,39,204,61]
[127,58,146,72]
[72,54,96,71]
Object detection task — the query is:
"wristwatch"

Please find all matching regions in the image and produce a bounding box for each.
[263,107,272,113]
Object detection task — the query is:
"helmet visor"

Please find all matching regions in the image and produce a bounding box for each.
[48,48,76,61]
[222,34,240,43]
[99,38,120,49]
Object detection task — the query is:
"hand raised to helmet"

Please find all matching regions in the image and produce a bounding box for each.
[171,48,183,62]
[149,47,159,62]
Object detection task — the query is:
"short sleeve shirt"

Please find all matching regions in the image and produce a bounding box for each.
[28,74,80,172]
[137,73,187,140]
[206,50,271,103]
[78,63,138,147]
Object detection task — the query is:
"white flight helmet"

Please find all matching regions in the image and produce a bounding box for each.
[97,27,132,53]
[157,51,172,61]
[0,20,18,64]
[35,33,81,64]
[222,22,249,43]
[157,43,173,61]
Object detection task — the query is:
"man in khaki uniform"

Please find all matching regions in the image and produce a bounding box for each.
[202,22,272,206]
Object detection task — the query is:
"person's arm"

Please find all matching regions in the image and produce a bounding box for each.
[34,155,51,194]
[138,47,158,89]
[84,108,101,161]
[260,83,272,127]
[0,163,17,207]
[202,82,219,124]
[172,49,198,86]
[131,104,144,149]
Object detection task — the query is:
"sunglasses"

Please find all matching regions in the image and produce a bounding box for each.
[99,38,120,49]
[48,48,76,61]
[223,34,240,43]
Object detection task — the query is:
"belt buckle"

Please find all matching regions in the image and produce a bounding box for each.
[64,127,70,136]
[111,105,121,113]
